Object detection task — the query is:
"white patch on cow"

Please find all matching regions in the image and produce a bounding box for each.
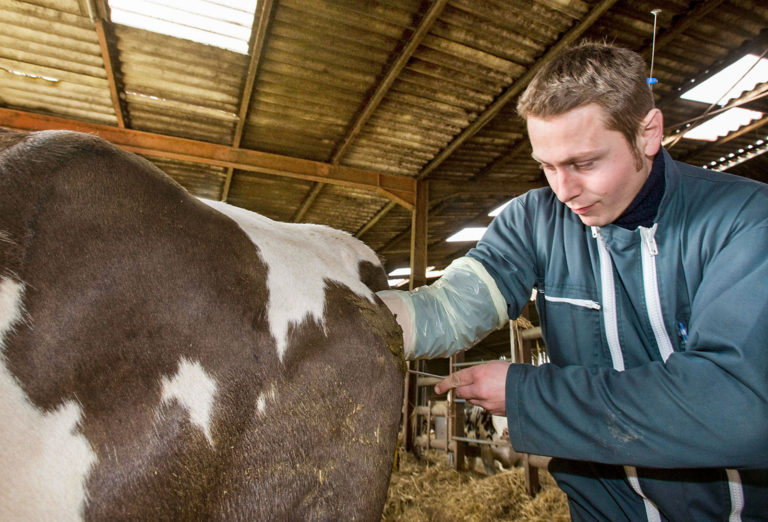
[0,277,98,521]
[0,277,23,340]
[256,385,277,416]
[201,200,382,360]
[160,357,218,446]
[491,415,508,440]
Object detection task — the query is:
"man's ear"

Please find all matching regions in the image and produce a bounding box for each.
[640,108,664,156]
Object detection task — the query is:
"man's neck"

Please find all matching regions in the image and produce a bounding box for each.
[613,151,665,230]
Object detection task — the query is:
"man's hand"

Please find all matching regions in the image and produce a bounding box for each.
[434,360,511,416]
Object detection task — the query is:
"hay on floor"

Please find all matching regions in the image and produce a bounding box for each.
[382,450,570,522]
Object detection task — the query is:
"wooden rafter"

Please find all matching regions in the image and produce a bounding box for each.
[293,0,448,222]
[658,31,768,115]
[377,180,540,254]
[430,180,542,205]
[676,115,768,165]
[330,0,449,165]
[90,0,127,128]
[664,83,768,150]
[221,0,275,202]
[292,182,324,222]
[0,108,415,207]
[470,140,532,181]
[355,201,397,239]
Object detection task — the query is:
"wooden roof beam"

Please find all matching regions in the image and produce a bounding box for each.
[221,0,275,202]
[676,115,768,166]
[292,182,325,223]
[0,108,415,207]
[295,0,447,224]
[663,82,768,150]
[330,0,448,164]
[471,140,532,181]
[376,180,539,252]
[355,201,397,239]
[87,0,128,128]
[657,30,768,113]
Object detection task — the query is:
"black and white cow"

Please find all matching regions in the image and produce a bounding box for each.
[464,403,522,475]
[0,129,404,520]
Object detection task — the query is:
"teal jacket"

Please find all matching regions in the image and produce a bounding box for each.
[466,149,768,520]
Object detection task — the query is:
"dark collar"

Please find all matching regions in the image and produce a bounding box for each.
[613,151,665,230]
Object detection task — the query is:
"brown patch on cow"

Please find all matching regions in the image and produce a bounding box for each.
[0,129,403,519]
[270,282,404,518]
[358,259,389,292]
[359,293,406,376]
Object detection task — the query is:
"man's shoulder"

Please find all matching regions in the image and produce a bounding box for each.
[667,158,768,224]
[672,158,768,192]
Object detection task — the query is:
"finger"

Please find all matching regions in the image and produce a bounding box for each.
[434,370,470,395]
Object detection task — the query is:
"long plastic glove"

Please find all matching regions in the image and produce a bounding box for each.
[376,257,509,360]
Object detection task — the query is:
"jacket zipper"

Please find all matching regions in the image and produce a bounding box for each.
[727,469,744,521]
[592,226,660,522]
[591,227,625,371]
[639,225,674,362]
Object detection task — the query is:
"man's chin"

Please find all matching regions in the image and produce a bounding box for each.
[576,214,610,227]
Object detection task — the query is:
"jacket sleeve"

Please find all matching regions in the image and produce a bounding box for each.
[377,256,509,360]
[506,214,768,469]
[383,194,545,360]
[466,195,540,320]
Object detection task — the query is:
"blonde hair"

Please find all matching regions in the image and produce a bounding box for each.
[517,41,655,159]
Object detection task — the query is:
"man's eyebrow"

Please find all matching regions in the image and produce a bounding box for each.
[531,152,602,165]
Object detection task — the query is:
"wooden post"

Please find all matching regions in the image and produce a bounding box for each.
[409,180,428,289]
[402,180,428,452]
[512,304,543,496]
[524,454,542,496]
[402,361,418,451]
[450,351,465,470]
[426,399,432,450]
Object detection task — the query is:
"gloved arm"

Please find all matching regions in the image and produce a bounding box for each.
[377,256,509,360]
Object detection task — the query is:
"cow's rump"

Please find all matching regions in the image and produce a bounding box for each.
[0,129,404,520]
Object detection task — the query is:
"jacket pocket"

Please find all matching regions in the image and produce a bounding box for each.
[544,294,601,310]
[537,288,605,367]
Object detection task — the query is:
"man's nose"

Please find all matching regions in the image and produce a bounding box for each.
[552,168,580,202]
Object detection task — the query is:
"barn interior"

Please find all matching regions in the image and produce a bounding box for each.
[2,0,766,517]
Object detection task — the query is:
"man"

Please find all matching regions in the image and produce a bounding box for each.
[377,42,768,521]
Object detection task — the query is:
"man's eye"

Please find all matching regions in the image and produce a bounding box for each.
[574,161,594,170]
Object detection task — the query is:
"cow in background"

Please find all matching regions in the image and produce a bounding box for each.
[464,403,522,475]
[0,129,404,520]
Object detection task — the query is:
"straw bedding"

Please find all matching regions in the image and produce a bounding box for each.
[382,450,570,521]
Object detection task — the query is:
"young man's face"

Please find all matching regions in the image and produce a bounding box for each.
[527,103,661,227]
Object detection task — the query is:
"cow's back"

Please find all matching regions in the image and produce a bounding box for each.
[0,129,404,520]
